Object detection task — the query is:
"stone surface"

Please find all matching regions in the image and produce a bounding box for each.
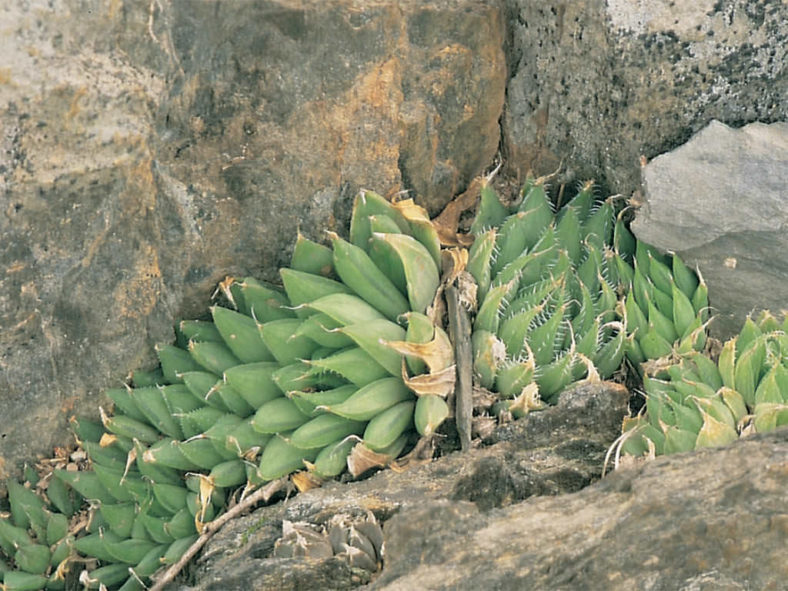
[174,386,788,591]
[1,1,784,585]
[373,428,788,590]
[0,0,505,478]
[503,0,787,196]
[633,120,788,339]
[181,382,629,590]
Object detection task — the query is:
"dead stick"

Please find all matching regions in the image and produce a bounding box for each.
[446,284,472,451]
[149,478,286,591]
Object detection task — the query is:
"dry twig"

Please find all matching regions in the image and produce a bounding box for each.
[149,478,287,591]
[446,284,473,451]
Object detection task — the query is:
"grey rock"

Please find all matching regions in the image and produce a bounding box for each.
[0,0,505,479]
[182,556,361,591]
[372,428,788,590]
[185,381,628,590]
[633,120,788,339]
[503,0,787,198]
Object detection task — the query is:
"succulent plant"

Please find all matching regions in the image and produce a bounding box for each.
[1,174,783,589]
[1,190,452,590]
[616,240,710,368]
[273,512,383,574]
[467,179,636,417]
[616,311,788,459]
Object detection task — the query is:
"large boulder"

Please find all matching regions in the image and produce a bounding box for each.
[373,429,788,590]
[0,0,506,478]
[633,120,788,339]
[503,0,787,196]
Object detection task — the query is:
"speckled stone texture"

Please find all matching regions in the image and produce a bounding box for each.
[503,0,787,196]
[0,0,505,478]
[372,429,788,590]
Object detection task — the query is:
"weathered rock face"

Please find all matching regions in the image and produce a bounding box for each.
[3,0,784,477]
[1,1,785,586]
[633,120,788,340]
[184,381,630,591]
[374,429,788,590]
[503,0,787,196]
[0,0,505,477]
[177,386,788,591]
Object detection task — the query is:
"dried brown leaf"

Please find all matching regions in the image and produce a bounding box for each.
[402,364,456,397]
[346,443,397,477]
[440,247,469,285]
[391,198,431,222]
[471,386,499,411]
[389,436,435,472]
[508,383,545,416]
[98,433,117,448]
[383,329,454,373]
[432,176,482,247]
[214,276,238,307]
[292,469,323,493]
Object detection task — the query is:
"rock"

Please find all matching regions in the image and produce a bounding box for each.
[632,120,788,339]
[0,0,505,477]
[187,556,360,591]
[503,0,787,197]
[373,428,788,590]
[183,381,629,590]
